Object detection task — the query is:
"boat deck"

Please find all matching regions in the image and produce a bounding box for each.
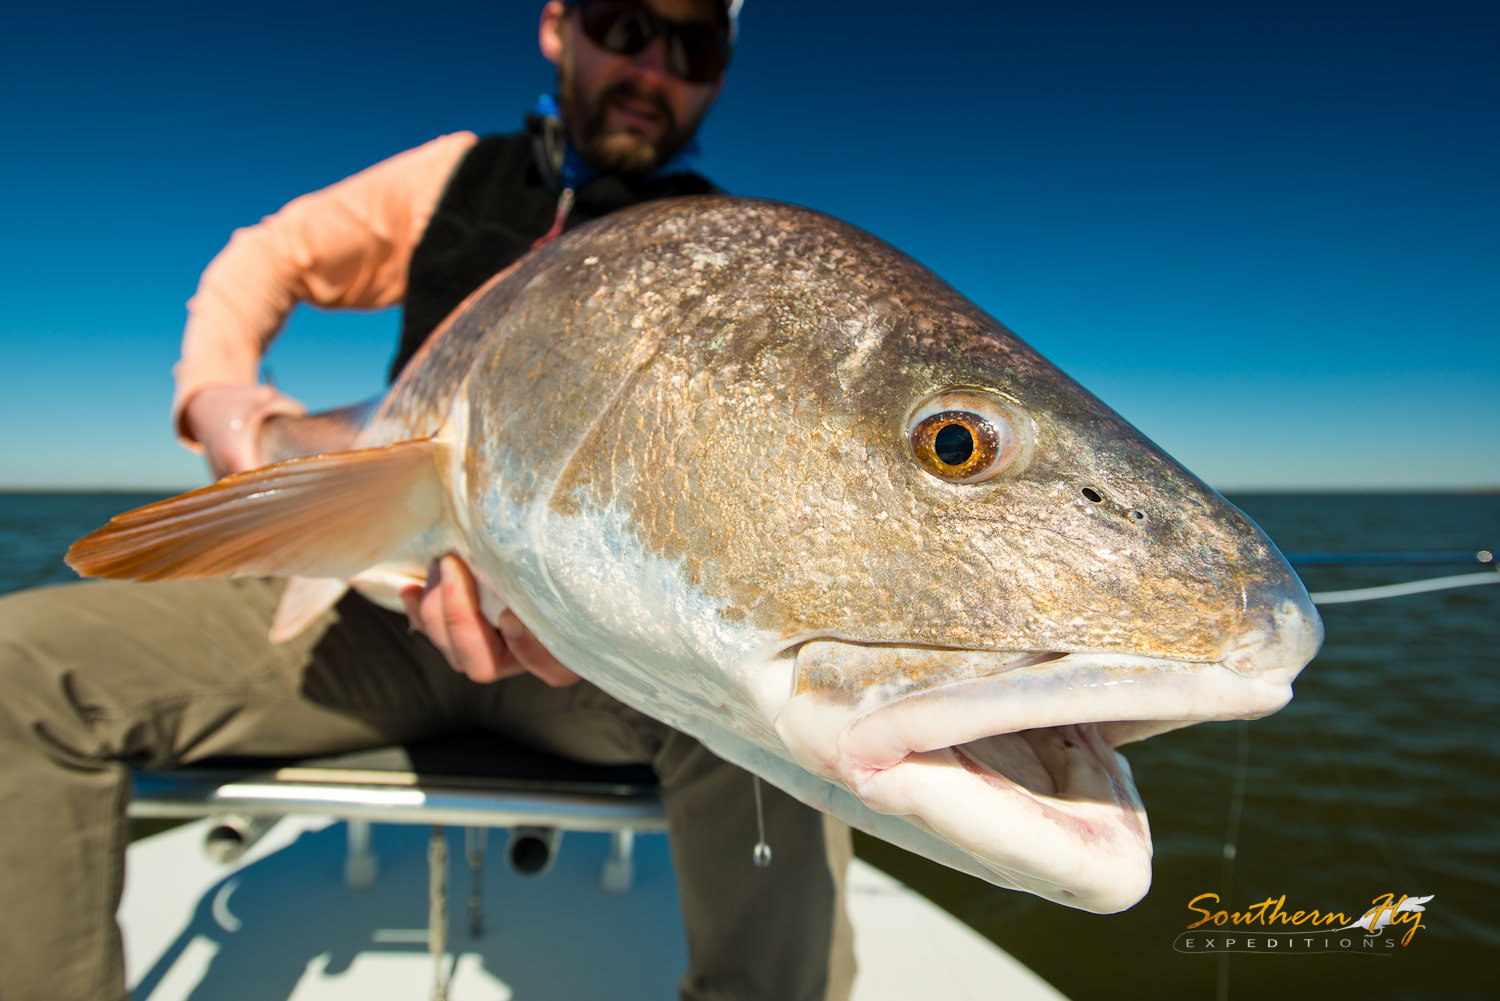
[123,816,1068,1000]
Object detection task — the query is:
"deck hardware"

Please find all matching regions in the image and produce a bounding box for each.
[203,814,278,864]
[506,826,562,878]
[344,818,378,889]
[429,826,450,1001]
[601,828,637,894]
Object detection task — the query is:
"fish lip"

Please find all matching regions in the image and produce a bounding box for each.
[777,587,1322,765]
[776,647,1296,778]
[837,653,1295,771]
[842,719,1157,913]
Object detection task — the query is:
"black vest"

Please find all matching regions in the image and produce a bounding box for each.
[391,126,721,379]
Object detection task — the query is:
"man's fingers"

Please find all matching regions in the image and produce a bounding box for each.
[400,583,425,630]
[405,560,507,683]
[401,581,450,657]
[404,554,574,688]
[409,564,454,656]
[437,555,521,684]
[496,610,582,687]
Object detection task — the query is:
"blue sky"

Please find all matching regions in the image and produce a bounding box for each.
[2,0,1495,490]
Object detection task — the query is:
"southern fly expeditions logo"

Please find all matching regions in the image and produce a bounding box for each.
[1172,892,1435,955]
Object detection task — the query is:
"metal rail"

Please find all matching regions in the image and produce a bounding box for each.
[130,770,668,832]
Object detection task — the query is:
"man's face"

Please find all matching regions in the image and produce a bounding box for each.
[539,0,727,175]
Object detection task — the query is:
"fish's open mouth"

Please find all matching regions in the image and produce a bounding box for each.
[864,721,1152,912]
[773,616,1318,913]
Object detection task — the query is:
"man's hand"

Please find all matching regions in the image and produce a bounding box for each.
[401,554,581,688]
[184,384,308,478]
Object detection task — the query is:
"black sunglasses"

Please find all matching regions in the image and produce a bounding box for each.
[571,0,732,84]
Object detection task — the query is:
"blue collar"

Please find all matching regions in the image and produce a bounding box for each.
[533,93,703,189]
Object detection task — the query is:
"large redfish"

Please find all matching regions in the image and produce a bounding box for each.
[69,197,1322,913]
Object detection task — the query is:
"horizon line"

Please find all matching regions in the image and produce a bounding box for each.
[4,485,1498,497]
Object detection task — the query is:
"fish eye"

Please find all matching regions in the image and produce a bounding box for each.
[906,391,1025,484]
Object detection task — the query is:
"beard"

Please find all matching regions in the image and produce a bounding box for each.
[558,55,697,176]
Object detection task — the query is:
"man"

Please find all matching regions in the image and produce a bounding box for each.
[0,3,855,999]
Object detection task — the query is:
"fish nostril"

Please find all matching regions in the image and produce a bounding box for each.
[1081,487,1104,504]
[1128,509,1148,523]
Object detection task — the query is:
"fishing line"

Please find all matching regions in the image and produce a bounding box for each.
[1306,711,1485,944]
[1310,709,1423,895]
[1310,570,1499,605]
[1290,549,1497,604]
[752,776,772,868]
[1217,720,1250,1001]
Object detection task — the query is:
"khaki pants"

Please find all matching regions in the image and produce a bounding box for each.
[0,579,854,1001]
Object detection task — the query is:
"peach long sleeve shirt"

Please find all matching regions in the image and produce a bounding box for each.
[172,131,479,447]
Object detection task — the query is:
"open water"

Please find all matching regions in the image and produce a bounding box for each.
[2,491,1497,1000]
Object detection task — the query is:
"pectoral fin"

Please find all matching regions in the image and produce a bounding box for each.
[269,567,433,644]
[269,576,350,643]
[67,439,443,582]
